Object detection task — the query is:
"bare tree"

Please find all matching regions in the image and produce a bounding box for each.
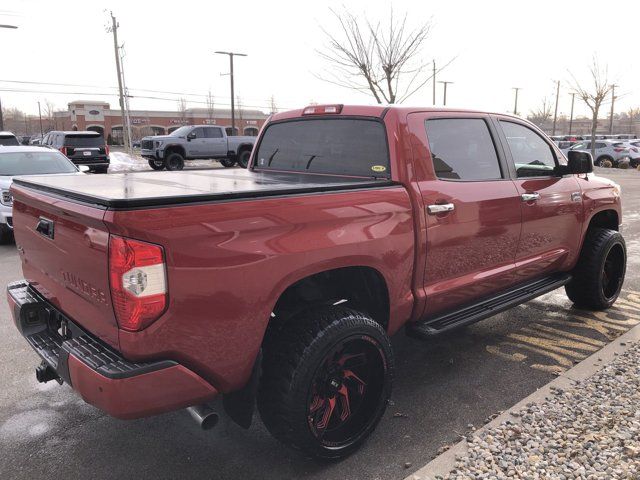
[206,90,215,125]
[317,7,452,104]
[527,98,553,128]
[177,98,188,125]
[570,58,614,160]
[269,95,277,115]
[43,99,56,132]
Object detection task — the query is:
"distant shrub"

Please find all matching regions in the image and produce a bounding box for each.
[618,162,629,170]
[601,160,613,168]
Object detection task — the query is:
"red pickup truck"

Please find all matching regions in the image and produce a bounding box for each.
[7,105,626,459]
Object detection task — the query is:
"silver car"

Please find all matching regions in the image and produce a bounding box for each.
[563,140,631,167]
[0,146,82,244]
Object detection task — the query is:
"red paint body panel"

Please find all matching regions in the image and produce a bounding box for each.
[67,355,218,419]
[104,187,415,391]
[9,105,623,421]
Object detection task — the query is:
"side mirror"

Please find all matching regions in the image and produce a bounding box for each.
[187,132,196,141]
[559,150,593,175]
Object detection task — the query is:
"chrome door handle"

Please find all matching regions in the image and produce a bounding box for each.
[521,193,540,202]
[427,203,455,214]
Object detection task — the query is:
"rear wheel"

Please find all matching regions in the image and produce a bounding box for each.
[595,155,613,167]
[220,158,236,168]
[148,158,165,170]
[165,152,185,171]
[258,307,393,459]
[565,228,626,310]
[237,150,251,168]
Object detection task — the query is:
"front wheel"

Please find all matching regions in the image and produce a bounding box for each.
[237,150,251,168]
[565,228,626,310]
[258,307,393,459]
[220,158,236,168]
[0,225,13,245]
[165,152,185,171]
[148,158,165,170]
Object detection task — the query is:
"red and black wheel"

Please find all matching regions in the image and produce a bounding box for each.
[258,307,393,459]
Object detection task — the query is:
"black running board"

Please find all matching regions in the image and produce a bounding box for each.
[406,273,572,339]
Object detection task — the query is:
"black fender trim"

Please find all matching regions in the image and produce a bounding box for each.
[223,349,261,429]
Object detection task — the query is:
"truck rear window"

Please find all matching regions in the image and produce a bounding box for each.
[253,118,389,178]
[64,135,104,147]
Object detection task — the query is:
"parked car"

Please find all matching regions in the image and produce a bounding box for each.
[0,131,20,146]
[620,141,640,167]
[6,105,626,459]
[140,125,255,170]
[0,146,83,244]
[615,134,637,140]
[564,139,631,166]
[42,131,110,173]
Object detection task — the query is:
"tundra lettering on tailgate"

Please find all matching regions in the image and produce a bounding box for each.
[61,270,108,305]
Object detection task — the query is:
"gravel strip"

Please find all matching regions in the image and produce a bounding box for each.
[444,342,640,480]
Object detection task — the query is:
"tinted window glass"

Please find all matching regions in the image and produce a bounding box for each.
[254,119,389,177]
[424,118,501,180]
[204,127,222,138]
[0,135,19,146]
[501,121,556,178]
[595,142,607,149]
[64,134,104,147]
[0,151,77,176]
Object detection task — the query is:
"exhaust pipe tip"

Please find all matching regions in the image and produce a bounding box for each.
[187,404,219,430]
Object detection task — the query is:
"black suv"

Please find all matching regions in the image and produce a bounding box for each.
[42,131,110,173]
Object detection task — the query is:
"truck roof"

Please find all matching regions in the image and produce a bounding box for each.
[270,105,515,122]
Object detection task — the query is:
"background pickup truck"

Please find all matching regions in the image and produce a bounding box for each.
[140,125,255,171]
[7,104,626,460]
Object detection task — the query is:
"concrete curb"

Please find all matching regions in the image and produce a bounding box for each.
[405,321,640,480]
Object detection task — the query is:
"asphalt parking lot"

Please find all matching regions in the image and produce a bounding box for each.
[1,167,639,480]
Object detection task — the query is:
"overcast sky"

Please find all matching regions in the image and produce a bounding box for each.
[1,0,638,119]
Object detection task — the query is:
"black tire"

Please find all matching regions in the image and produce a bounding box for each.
[565,228,626,310]
[258,306,393,459]
[237,150,251,169]
[220,158,236,168]
[165,152,185,171]
[595,155,613,167]
[0,225,12,245]
[148,158,165,170]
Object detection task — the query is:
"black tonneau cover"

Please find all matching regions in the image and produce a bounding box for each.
[12,169,393,209]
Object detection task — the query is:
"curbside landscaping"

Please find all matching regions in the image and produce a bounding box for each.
[407,321,640,480]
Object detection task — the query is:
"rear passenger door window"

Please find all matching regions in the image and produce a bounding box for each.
[500,121,557,178]
[424,118,502,181]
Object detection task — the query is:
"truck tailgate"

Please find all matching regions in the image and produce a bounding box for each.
[11,184,119,349]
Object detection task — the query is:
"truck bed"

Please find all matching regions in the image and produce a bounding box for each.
[12,169,392,209]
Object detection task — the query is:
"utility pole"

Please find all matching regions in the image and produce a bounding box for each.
[552,80,560,136]
[568,92,576,136]
[432,60,436,106]
[608,84,617,135]
[37,101,43,136]
[120,45,133,154]
[0,24,17,131]
[438,81,453,106]
[215,51,247,136]
[512,87,521,115]
[108,12,129,149]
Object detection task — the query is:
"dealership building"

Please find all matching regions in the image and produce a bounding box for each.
[53,100,270,143]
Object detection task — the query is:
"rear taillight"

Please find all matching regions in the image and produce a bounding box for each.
[613,147,627,152]
[105,145,110,156]
[59,147,67,156]
[109,235,167,332]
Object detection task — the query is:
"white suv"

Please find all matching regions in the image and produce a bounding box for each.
[563,140,631,167]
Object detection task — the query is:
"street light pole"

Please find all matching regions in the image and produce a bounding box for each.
[568,92,576,136]
[512,87,521,116]
[215,51,247,136]
[552,80,560,136]
[438,81,453,106]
